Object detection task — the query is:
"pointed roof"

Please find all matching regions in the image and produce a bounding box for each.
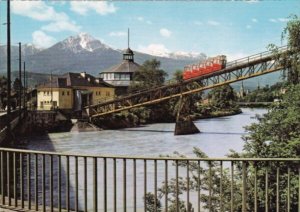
[101,60,140,74]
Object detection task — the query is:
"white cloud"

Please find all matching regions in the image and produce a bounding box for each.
[246,0,259,4]
[252,18,258,23]
[207,20,220,26]
[246,25,252,29]
[136,17,152,25]
[137,17,144,21]
[42,21,81,32]
[269,18,289,23]
[32,31,56,48]
[160,28,172,38]
[278,18,289,22]
[12,1,68,22]
[70,2,117,15]
[109,31,127,37]
[138,44,170,57]
[12,1,81,33]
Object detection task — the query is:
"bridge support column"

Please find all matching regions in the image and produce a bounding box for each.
[174,116,200,135]
[174,94,200,135]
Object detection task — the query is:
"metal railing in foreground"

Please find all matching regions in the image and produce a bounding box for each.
[0,148,299,212]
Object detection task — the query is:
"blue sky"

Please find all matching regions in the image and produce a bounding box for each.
[0,1,299,60]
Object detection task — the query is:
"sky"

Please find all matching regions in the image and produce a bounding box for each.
[0,0,299,60]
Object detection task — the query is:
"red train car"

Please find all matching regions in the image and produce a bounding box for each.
[183,55,227,80]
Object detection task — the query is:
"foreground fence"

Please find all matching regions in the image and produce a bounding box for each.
[0,148,299,212]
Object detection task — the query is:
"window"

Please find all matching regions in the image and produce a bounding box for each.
[115,74,121,80]
[62,91,65,96]
[67,91,70,96]
[106,91,110,97]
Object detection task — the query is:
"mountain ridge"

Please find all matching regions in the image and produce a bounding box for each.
[0,33,281,87]
[0,33,206,76]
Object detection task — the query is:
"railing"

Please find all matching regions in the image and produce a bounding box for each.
[0,110,24,143]
[0,148,299,211]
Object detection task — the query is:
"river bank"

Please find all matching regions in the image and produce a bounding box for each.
[93,106,242,130]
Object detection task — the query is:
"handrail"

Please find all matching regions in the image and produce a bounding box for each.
[0,147,298,212]
[0,147,299,161]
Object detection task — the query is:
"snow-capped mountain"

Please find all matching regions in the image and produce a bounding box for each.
[0,33,206,75]
[22,43,43,56]
[0,43,42,72]
[56,33,111,53]
[168,51,207,60]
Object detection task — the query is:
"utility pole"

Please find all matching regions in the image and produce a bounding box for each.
[50,71,53,110]
[18,42,22,119]
[6,0,11,133]
[0,0,2,72]
[23,61,26,109]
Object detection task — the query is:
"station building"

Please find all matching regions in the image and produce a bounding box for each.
[99,47,141,96]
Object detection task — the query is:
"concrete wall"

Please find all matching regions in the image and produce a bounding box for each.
[0,111,24,144]
[58,89,73,109]
[25,111,72,133]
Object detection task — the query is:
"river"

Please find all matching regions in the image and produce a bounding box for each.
[18,108,266,211]
[21,108,266,157]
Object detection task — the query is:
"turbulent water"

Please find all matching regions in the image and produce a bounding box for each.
[22,108,266,157]
[18,108,267,211]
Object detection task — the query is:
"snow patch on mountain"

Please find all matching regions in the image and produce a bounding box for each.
[59,33,111,53]
[168,51,206,60]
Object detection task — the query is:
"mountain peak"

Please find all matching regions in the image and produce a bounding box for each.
[59,33,109,53]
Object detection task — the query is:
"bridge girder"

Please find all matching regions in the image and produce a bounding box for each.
[87,49,287,118]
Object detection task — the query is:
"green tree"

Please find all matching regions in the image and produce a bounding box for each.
[173,70,183,82]
[208,85,237,109]
[13,78,22,94]
[129,59,168,92]
[144,193,162,212]
[268,15,300,84]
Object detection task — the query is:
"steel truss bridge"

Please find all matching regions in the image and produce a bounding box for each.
[87,46,288,118]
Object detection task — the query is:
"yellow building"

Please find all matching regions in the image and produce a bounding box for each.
[37,72,115,111]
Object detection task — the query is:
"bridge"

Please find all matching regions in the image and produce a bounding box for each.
[0,109,26,144]
[87,46,287,118]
